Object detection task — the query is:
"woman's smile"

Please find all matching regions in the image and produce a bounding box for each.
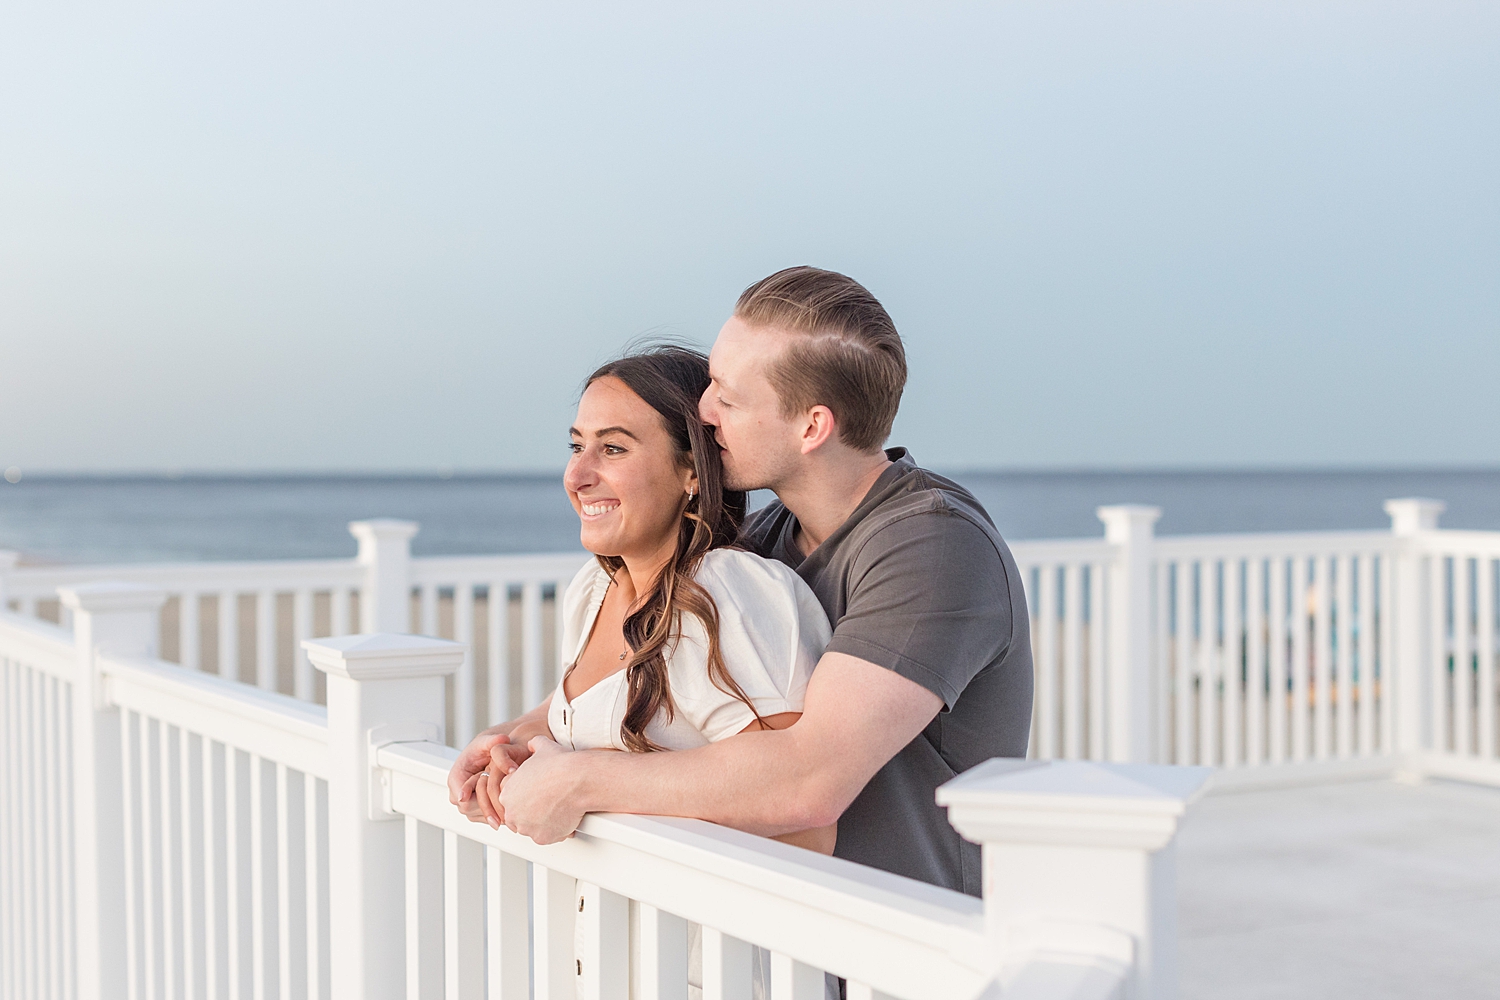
[579,499,620,519]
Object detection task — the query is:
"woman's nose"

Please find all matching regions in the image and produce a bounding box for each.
[564,452,596,493]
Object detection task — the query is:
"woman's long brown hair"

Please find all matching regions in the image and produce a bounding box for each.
[582,347,759,752]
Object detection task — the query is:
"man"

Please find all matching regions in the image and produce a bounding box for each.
[449,265,1032,896]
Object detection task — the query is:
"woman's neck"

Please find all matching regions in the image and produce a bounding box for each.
[613,533,679,610]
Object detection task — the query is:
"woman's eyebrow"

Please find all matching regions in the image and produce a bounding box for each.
[569,425,639,440]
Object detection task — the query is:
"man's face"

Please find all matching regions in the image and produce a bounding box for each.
[699,317,805,492]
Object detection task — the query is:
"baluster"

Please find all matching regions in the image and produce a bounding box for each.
[331,588,351,638]
[1034,565,1058,759]
[304,774,322,1000]
[454,583,476,746]
[277,763,293,1000]
[769,952,821,1000]
[444,831,485,1000]
[2,662,12,1000]
[485,848,529,1000]
[1153,560,1170,764]
[1087,563,1106,760]
[293,589,315,702]
[1379,553,1397,754]
[219,593,239,682]
[1336,555,1355,758]
[522,583,545,711]
[404,816,443,1000]
[420,585,439,639]
[845,985,895,1000]
[578,881,628,1000]
[255,591,276,693]
[250,754,266,1000]
[180,591,201,671]
[1357,555,1376,755]
[1430,555,1451,753]
[1479,558,1497,758]
[22,667,36,1000]
[487,583,511,726]
[161,721,178,1000]
[701,928,752,1000]
[1290,557,1310,761]
[180,727,197,1000]
[636,903,688,1000]
[141,716,158,1000]
[533,864,577,1000]
[1174,561,1193,765]
[1197,559,1220,766]
[39,674,56,1000]
[1224,558,1243,768]
[1269,557,1289,764]
[121,710,140,1000]
[1454,557,1474,755]
[1062,563,1083,760]
[1312,555,1332,759]
[203,737,219,1000]
[226,746,242,1000]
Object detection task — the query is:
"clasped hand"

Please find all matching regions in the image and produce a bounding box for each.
[446,731,587,845]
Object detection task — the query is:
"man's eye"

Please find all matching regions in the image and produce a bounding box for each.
[718,397,730,408]
[568,443,582,453]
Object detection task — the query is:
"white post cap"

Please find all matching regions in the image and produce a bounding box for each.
[1384,498,1445,536]
[303,632,463,681]
[58,581,168,614]
[938,759,1213,851]
[348,519,419,547]
[1095,505,1162,543]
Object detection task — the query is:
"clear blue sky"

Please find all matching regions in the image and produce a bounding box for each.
[2,1,1496,473]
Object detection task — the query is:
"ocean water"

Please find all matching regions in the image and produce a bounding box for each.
[2,468,1498,565]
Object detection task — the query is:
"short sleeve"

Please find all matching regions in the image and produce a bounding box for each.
[667,549,832,743]
[559,558,607,670]
[825,509,1020,709]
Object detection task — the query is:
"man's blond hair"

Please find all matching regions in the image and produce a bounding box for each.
[734,266,906,453]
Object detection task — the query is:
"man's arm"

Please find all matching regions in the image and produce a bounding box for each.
[498,651,942,844]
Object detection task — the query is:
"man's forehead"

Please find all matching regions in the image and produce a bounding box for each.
[712,318,791,378]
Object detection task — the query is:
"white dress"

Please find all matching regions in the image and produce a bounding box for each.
[548,548,832,1000]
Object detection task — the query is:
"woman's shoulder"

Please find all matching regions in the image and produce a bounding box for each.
[562,557,609,609]
[693,548,822,617]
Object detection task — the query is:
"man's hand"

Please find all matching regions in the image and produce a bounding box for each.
[448,698,553,826]
[499,736,586,844]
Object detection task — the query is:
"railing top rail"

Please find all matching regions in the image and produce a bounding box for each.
[102,652,329,776]
[1006,538,1117,564]
[1152,529,1396,558]
[408,551,592,584]
[1407,529,1500,556]
[0,608,77,679]
[377,740,991,999]
[9,556,363,593]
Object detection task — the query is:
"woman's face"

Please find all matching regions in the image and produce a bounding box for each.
[564,376,696,562]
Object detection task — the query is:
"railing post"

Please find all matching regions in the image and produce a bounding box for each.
[58,581,168,1000]
[349,519,420,634]
[1385,498,1445,756]
[1097,506,1162,764]
[0,549,17,610]
[305,632,464,1000]
[940,759,1211,1000]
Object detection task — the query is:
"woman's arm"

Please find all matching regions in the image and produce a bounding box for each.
[740,712,837,855]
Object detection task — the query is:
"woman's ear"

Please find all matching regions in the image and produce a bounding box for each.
[684,470,699,497]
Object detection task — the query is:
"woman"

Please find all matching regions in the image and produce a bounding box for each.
[459,345,834,856]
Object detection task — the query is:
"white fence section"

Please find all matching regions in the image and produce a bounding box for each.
[0,589,1210,1000]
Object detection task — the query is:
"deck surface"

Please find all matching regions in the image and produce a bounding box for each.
[1178,777,1500,1000]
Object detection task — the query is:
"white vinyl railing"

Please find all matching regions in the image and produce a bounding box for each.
[5,501,1500,779]
[0,589,1210,1000]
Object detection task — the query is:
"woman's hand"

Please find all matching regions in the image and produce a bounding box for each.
[448,697,554,826]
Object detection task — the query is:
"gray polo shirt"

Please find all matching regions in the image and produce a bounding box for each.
[740,449,1033,896]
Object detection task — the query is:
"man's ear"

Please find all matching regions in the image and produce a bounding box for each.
[799,405,838,455]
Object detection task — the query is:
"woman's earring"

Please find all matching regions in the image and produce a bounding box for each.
[686,487,696,499]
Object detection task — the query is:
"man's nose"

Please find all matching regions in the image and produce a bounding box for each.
[698,386,717,425]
